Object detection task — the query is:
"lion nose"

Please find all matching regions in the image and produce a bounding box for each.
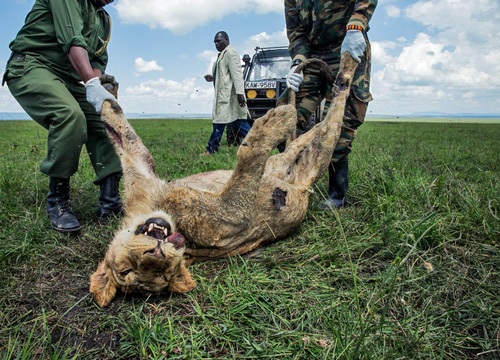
[151,242,165,258]
[166,232,185,250]
[146,243,164,259]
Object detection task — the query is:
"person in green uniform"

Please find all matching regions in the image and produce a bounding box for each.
[2,0,122,233]
[284,0,377,209]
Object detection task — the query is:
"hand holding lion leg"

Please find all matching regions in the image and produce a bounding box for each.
[100,74,119,99]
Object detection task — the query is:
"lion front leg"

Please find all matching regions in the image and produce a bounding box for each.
[101,101,156,176]
[101,100,162,214]
[240,105,297,152]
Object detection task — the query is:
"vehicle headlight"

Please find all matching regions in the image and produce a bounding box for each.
[247,90,257,99]
[266,89,276,99]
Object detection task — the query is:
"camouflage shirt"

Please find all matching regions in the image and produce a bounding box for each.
[285,0,377,62]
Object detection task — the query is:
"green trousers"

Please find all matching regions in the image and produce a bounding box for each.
[4,54,121,183]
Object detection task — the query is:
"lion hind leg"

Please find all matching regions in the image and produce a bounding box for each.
[266,53,359,188]
[200,104,298,228]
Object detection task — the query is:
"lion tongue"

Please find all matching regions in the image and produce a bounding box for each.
[166,232,185,250]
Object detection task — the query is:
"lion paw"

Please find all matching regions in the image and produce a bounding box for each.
[243,105,296,148]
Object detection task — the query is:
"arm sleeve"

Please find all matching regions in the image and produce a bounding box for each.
[90,49,108,74]
[228,50,245,95]
[90,11,111,73]
[49,0,89,53]
[348,0,378,31]
[285,0,309,63]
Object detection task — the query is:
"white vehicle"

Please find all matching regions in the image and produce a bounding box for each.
[242,46,323,125]
[242,47,292,120]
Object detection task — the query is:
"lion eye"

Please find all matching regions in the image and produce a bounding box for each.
[119,269,133,276]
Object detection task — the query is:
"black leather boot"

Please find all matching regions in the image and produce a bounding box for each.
[47,177,81,233]
[319,157,349,210]
[96,173,123,221]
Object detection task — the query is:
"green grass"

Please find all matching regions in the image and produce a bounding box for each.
[0,119,498,359]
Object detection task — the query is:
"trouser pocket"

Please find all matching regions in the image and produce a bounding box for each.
[2,52,27,86]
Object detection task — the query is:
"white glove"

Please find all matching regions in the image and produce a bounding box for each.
[286,66,304,92]
[85,77,117,113]
[340,30,366,63]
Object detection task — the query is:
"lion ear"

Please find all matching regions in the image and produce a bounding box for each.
[90,261,118,307]
[168,262,197,294]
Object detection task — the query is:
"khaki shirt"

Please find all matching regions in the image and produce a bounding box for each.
[9,0,111,82]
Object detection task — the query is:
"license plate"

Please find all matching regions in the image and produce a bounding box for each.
[245,81,277,89]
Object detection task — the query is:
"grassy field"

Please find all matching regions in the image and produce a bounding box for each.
[0,118,498,359]
[366,117,500,124]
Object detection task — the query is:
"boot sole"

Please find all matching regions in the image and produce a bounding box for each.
[318,199,347,210]
[51,224,82,234]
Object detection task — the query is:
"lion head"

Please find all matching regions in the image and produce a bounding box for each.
[90,211,196,307]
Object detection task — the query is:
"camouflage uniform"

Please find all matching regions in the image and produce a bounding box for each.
[284,0,377,162]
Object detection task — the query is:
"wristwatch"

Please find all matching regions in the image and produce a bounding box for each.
[290,59,303,68]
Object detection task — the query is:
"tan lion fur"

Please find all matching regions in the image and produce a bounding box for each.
[90,54,358,307]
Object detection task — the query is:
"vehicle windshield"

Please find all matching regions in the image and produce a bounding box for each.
[246,50,291,81]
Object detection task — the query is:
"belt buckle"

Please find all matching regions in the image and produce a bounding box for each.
[12,53,25,61]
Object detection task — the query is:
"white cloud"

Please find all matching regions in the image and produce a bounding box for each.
[0,82,24,112]
[371,40,397,64]
[127,78,196,98]
[385,5,400,17]
[134,57,163,73]
[243,29,288,55]
[114,0,283,35]
[406,0,494,29]
[370,0,500,114]
[197,50,218,62]
[388,33,453,83]
[197,50,218,75]
[121,77,214,113]
[251,0,284,14]
[406,0,500,48]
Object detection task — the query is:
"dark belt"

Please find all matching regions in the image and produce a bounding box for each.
[2,52,26,86]
[311,44,339,53]
[11,52,26,61]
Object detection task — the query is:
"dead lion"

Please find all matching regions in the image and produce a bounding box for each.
[90,54,358,307]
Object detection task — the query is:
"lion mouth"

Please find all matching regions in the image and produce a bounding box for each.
[135,217,172,239]
[104,123,123,148]
[135,217,185,250]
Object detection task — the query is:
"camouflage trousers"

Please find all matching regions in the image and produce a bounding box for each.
[292,39,373,163]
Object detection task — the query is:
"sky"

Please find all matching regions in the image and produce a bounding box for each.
[1,0,499,117]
